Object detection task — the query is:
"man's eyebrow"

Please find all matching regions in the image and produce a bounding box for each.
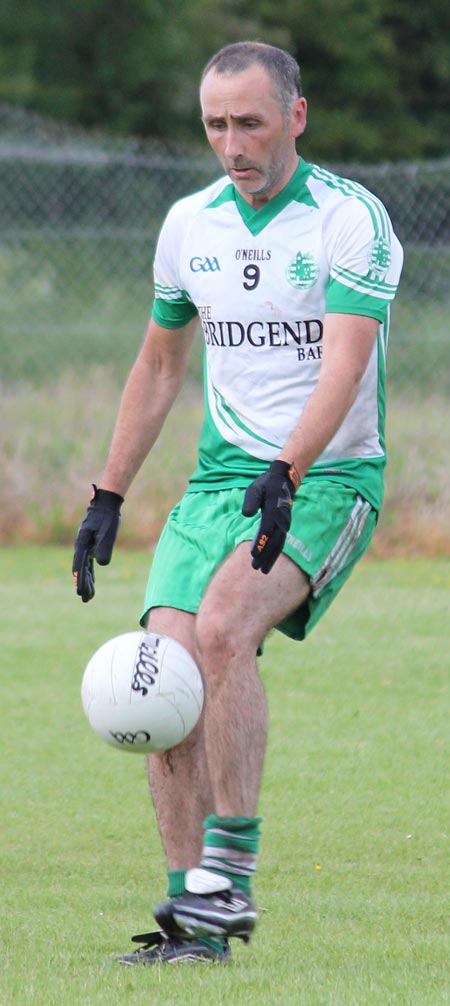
[202,112,262,124]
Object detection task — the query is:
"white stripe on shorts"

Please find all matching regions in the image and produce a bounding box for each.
[311,495,372,596]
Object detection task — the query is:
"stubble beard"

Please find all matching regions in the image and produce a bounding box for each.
[229,146,294,203]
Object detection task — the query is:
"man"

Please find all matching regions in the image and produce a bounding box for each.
[73,41,403,964]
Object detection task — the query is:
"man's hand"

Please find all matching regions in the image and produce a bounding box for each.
[242,461,300,574]
[72,485,124,602]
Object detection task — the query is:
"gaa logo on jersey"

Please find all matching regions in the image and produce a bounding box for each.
[190,256,221,273]
[368,236,391,279]
[287,252,320,290]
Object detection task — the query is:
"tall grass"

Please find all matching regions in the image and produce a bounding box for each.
[1,367,449,554]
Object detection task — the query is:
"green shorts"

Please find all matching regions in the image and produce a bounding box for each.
[141,480,377,641]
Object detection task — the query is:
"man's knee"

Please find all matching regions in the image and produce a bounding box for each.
[195,599,240,668]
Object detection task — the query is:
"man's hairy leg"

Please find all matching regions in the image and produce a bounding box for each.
[196,543,310,818]
[146,607,213,869]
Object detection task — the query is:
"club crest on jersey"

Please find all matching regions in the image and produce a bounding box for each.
[286,252,320,290]
[368,236,391,279]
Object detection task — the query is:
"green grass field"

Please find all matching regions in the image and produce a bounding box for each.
[1,547,449,1005]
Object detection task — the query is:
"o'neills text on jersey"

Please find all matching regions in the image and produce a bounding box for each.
[234,249,272,261]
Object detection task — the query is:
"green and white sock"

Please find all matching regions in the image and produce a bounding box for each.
[167,869,186,898]
[199,814,262,894]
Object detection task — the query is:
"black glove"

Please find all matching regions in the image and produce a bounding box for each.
[242,460,300,574]
[72,485,123,602]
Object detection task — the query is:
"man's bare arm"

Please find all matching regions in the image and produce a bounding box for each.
[100,317,198,496]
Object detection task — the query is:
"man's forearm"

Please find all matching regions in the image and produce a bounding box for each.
[279,312,379,478]
[278,369,360,479]
[100,355,183,496]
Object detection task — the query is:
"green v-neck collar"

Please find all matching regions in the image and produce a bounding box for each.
[207,158,318,236]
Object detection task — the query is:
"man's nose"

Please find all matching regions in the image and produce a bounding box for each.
[224,126,242,159]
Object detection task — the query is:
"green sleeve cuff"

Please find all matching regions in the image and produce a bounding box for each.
[152,298,198,329]
[326,280,388,323]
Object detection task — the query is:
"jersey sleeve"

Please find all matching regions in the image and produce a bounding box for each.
[324,193,404,322]
[151,203,198,329]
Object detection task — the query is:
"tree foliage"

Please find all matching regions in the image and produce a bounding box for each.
[1,0,449,161]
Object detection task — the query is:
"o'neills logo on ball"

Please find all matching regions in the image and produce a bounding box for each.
[110,730,152,746]
[131,636,161,696]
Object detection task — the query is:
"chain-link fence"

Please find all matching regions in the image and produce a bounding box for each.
[1,105,449,549]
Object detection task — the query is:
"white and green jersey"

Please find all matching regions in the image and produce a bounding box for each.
[152,159,403,509]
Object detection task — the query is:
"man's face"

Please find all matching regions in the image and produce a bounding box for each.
[200,65,307,208]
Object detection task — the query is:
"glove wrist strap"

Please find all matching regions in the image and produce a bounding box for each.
[91,484,124,511]
[269,460,301,492]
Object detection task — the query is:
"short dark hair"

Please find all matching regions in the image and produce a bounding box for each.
[201,42,302,116]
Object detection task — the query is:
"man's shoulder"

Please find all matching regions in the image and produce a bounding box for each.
[307,162,386,213]
[167,175,233,222]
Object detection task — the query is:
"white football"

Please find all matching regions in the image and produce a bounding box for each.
[81,631,204,753]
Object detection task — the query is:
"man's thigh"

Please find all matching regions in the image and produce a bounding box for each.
[198,543,310,645]
[140,482,376,642]
[146,605,198,661]
[140,489,262,626]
